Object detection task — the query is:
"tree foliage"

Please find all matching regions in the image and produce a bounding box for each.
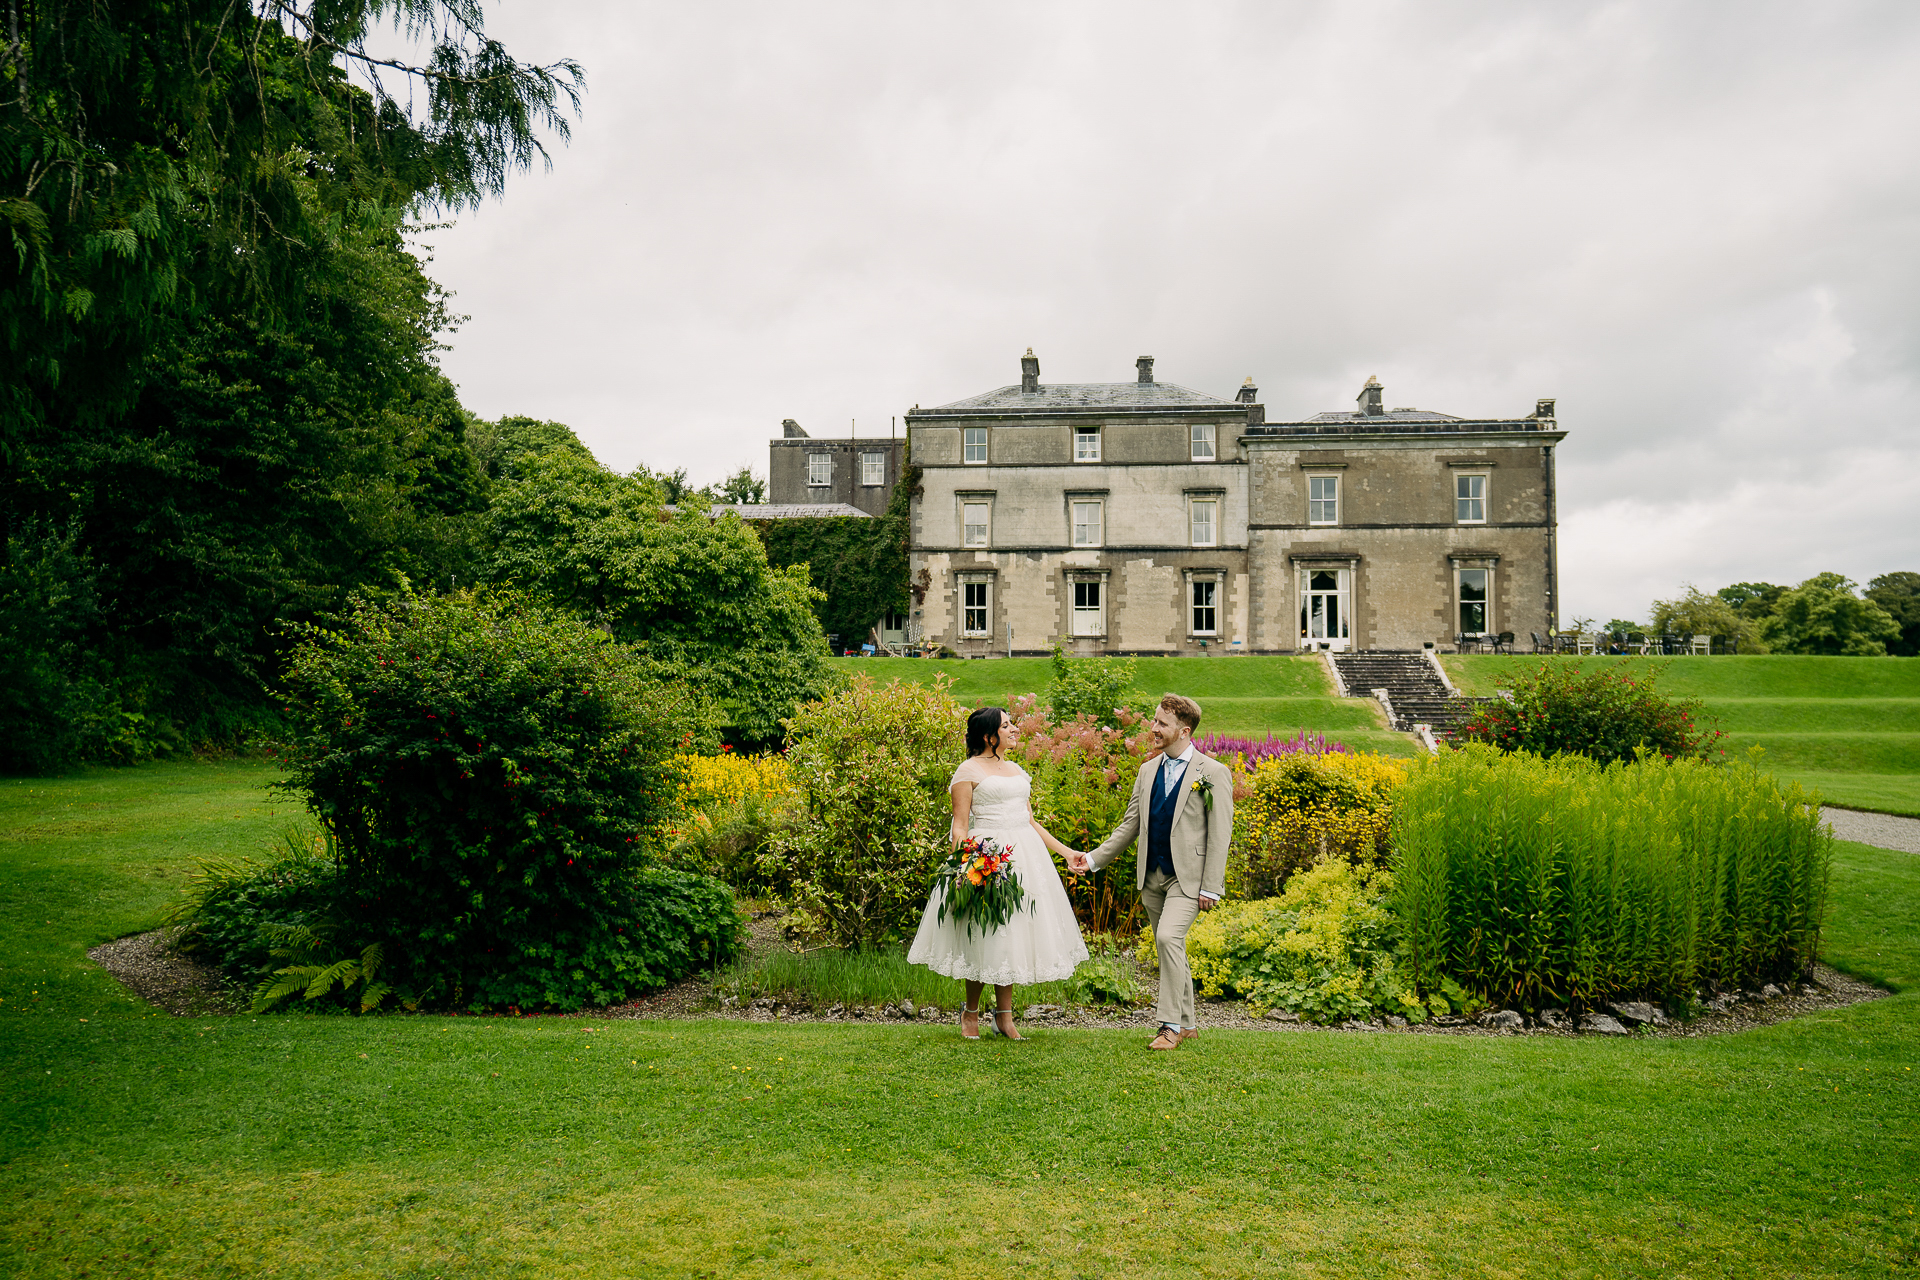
[484,450,834,745]
[1865,572,1920,658]
[2,1,584,765]
[1649,586,1758,652]
[1758,573,1902,657]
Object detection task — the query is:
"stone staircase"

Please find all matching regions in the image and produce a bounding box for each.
[1331,650,1487,735]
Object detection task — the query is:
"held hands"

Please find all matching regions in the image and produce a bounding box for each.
[1066,850,1091,874]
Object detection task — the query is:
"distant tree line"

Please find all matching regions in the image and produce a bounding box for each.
[1597,573,1919,657]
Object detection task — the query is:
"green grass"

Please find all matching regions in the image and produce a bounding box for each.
[832,655,1425,756]
[1445,655,1920,816]
[3,764,1919,1277]
[714,941,1145,1011]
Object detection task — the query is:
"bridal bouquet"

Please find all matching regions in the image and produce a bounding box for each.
[934,837,1031,938]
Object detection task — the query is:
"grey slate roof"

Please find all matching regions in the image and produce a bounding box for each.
[708,503,872,520]
[922,382,1237,414]
[1301,409,1462,423]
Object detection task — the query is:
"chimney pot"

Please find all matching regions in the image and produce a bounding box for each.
[1020,348,1040,393]
[1137,356,1155,384]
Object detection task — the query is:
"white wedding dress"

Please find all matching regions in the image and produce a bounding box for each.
[906,760,1090,985]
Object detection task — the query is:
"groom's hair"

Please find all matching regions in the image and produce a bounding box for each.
[1158,693,1202,734]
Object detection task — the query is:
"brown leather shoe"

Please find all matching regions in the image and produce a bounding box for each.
[1178,1027,1200,1042]
[1147,1028,1182,1051]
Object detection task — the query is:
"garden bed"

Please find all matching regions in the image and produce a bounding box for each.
[92,912,1890,1039]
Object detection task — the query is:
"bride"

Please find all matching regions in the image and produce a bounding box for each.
[907,706,1090,1040]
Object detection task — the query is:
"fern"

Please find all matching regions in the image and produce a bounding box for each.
[250,928,413,1015]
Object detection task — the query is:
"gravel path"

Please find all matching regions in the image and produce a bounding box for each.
[1823,806,1920,855]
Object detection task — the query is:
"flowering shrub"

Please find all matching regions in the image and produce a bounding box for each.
[1176,859,1469,1024]
[765,675,967,948]
[1452,661,1721,766]
[663,751,797,894]
[678,750,792,809]
[1195,731,1346,769]
[1003,695,1155,932]
[1229,751,1408,900]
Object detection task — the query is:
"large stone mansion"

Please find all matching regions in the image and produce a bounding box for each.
[905,351,1565,655]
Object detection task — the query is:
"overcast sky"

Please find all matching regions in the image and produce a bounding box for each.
[418,1,1920,626]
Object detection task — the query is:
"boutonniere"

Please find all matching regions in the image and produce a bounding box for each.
[1190,774,1214,812]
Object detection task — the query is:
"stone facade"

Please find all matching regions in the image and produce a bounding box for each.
[907,357,1564,655]
[767,419,904,517]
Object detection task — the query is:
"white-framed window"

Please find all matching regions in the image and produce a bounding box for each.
[808,453,832,487]
[1071,580,1104,636]
[1308,474,1339,525]
[963,427,988,464]
[962,581,990,636]
[1298,567,1353,650]
[1190,498,1218,547]
[1071,499,1103,547]
[1190,423,1216,461]
[962,501,991,548]
[1074,427,1101,462]
[1455,473,1487,524]
[1191,579,1218,635]
[860,452,886,486]
[1457,568,1491,634]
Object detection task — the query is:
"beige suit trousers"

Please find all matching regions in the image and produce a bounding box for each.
[1141,868,1200,1029]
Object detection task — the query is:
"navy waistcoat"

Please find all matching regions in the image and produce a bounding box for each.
[1146,760,1182,878]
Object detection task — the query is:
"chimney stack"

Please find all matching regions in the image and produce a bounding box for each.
[1533,398,1556,420]
[1236,377,1258,404]
[781,418,809,438]
[1020,348,1040,393]
[1357,376,1384,417]
[1137,356,1155,384]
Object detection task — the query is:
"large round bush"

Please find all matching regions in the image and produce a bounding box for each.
[278,588,742,1009]
[1453,660,1720,765]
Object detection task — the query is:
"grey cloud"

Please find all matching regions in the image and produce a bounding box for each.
[423,0,1920,621]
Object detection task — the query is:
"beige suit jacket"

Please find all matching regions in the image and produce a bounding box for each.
[1087,748,1233,900]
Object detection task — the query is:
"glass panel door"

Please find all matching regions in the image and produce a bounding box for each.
[1072,581,1104,636]
[1298,568,1353,652]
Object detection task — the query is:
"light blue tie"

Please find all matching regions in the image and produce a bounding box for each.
[1160,756,1182,800]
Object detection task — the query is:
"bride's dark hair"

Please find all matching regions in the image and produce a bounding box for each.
[966,706,1007,758]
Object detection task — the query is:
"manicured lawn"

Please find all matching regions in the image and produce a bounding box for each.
[833,655,1422,757]
[1445,655,1920,816]
[2,762,1917,1276]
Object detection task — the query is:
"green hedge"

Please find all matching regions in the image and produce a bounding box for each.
[1393,745,1830,1010]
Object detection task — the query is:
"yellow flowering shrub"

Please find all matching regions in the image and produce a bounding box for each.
[665,752,796,893]
[1228,751,1409,900]
[1180,859,1437,1023]
[677,752,793,809]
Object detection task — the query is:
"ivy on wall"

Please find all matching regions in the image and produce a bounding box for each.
[752,467,920,646]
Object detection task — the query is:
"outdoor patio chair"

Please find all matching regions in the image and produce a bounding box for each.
[1530,631,1547,653]
[1496,631,1516,654]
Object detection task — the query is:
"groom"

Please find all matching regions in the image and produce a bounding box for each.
[1069,694,1232,1051]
